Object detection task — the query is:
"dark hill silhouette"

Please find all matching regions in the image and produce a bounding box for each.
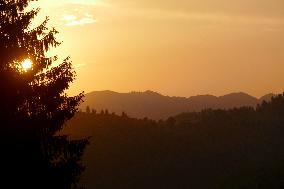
[65,94,284,189]
[80,90,273,120]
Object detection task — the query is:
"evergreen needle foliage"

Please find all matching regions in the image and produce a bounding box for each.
[0,1,88,188]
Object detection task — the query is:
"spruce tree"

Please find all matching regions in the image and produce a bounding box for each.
[0,1,88,188]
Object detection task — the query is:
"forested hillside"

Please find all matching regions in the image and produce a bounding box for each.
[64,94,284,189]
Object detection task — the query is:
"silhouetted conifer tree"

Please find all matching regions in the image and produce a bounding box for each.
[86,106,90,114]
[0,1,88,188]
[91,108,96,114]
[121,111,128,117]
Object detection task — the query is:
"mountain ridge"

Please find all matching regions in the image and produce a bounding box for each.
[80,90,275,120]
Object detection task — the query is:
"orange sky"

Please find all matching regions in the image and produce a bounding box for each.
[31,0,284,98]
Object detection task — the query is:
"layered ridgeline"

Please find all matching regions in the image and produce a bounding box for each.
[65,93,284,189]
[80,90,275,120]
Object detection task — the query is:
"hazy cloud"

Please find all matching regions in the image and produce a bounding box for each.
[97,0,284,31]
[123,8,284,28]
[65,17,96,26]
[62,13,96,26]
[62,15,77,21]
[73,63,86,69]
[34,0,109,7]
[109,0,284,17]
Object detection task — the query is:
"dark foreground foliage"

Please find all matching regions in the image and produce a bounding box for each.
[66,94,284,189]
[0,1,88,188]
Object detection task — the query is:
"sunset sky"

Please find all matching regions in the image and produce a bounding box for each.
[31,0,284,98]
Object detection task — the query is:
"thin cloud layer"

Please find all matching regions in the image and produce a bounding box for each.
[35,0,108,7]
[65,17,96,26]
[62,15,77,21]
[62,13,96,26]
[30,2,99,27]
[73,63,86,69]
[109,0,284,17]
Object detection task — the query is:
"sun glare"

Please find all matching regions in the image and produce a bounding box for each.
[22,59,33,71]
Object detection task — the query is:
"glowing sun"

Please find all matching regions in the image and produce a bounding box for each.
[22,59,33,71]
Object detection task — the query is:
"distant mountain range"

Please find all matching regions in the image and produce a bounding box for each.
[80,90,275,120]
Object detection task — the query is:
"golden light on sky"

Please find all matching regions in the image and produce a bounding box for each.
[22,59,33,71]
[31,0,284,97]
